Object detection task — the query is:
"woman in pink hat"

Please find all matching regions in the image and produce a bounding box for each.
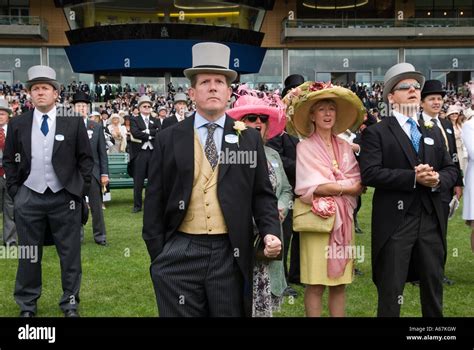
[227,86,292,317]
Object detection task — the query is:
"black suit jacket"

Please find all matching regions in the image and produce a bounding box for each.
[266,132,299,192]
[4,110,93,200]
[161,115,181,130]
[142,114,280,316]
[86,120,108,182]
[433,117,464,202]
[360,116,457,284]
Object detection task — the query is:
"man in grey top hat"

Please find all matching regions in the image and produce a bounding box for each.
[162,92,188,129]
[360,63,457,317]
[129,95,159,213]
[4,65,93,318]
[0,99,17,246]
[143,42,281,317]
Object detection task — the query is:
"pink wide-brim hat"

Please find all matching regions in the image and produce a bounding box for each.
[227,95,286,140]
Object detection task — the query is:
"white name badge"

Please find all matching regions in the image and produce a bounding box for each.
[55,134,65,141]
[446,128,453,134]
[225,134,238,144]
[87,130,93,139]
[424,137,434,145]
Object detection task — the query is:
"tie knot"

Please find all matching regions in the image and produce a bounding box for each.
[407,118,417,126]
[43,114,48,121]
[206,123,218,135]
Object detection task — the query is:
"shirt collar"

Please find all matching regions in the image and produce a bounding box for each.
[422,112,440,124]
[393,110,419,126]
[194,111,226,130]
[34,106,56,122]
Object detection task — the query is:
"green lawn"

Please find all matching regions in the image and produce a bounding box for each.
[0,188,473,317]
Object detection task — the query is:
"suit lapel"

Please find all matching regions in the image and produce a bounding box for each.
[22,111,33,164]
[387,116,418,168]
[53,116,69,157]
[218,115,239,184]
[173,115,195,202]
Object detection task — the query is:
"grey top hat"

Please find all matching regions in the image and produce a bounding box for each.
[137,95,152,108]
[383,63,425,103]
[0,99,12,115]
[183,42,238,83]
[174,92,187,103]
[26,65,60,91]
[157,106,167,113]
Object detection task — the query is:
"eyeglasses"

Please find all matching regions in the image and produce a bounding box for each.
[392,82,421,91]
[243,114,269,123]
[141,105,152,109]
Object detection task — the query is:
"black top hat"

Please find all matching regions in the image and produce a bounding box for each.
[71,91,91,104]
[421,79,446,99]
[281,74,305,98]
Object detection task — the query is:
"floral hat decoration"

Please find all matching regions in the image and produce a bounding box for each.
[227,84,287,140]
[283,81,365,138]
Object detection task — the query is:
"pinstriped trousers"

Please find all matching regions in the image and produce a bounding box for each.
[150,232,244,317]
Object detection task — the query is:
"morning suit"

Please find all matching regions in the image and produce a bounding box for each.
[143,114,280,317]
[130,114,159,210]
[360,114,457,317]
[83,119,108,243]
[3,109,93,314]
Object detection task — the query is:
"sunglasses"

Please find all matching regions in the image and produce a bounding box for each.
[393,82,421,91]
[243,114,269,123]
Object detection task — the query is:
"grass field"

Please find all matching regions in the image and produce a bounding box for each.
[0,188,473,317]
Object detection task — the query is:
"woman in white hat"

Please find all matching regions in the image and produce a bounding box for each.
[107,113,127,153]
[285,81,365,317]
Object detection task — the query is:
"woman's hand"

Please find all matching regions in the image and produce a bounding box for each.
[346,181,364,196]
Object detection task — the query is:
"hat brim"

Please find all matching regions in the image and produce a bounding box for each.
[184,67,237,83]
[289,87,365,138]
[26,78,60,91]
[107,116,124,125]
[227,105,286,140]
[281,84,301,98]
[383,72,425,103]
[72,99,91,104]
[137,100,152,108]
[421,90,446,99]
[0,107,12,115]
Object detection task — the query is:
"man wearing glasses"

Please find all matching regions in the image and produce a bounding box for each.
[360,63,457,317]
[130,95,159,213]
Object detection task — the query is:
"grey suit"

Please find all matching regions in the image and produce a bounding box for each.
[82,120,108,243]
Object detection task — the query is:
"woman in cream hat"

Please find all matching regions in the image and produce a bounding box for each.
[107,113,127,153]
[285,81,365,317]
[447,105,467,175]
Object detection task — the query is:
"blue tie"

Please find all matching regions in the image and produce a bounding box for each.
[406,118,421,153]
[41,115,49,136]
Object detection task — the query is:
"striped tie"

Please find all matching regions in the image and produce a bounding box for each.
[407,118,421,153]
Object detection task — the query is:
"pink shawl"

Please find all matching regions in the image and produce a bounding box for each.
[295,132,361,279]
